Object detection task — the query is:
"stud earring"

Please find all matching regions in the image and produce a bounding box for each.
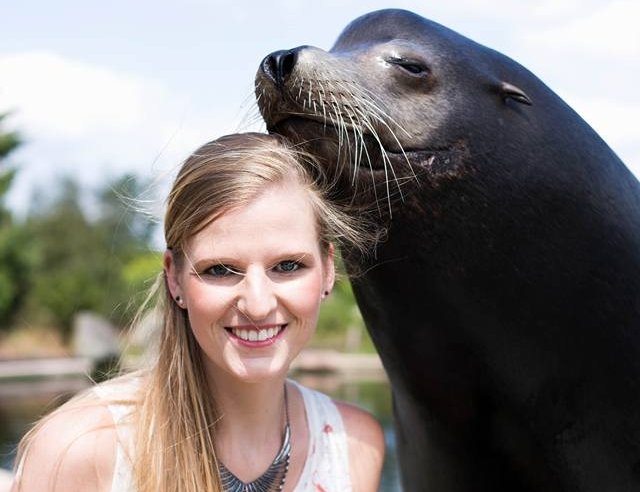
[175,295,184,306]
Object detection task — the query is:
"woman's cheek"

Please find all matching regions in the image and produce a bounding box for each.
[289,276,323,310]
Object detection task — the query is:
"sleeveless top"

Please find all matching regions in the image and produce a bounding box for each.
[94,378,352,491]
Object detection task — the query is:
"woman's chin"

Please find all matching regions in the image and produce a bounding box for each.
[222,354,292,384]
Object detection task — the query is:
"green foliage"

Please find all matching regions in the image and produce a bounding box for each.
[0,110,368,351]
[0,114,34,327]
[0,225,37,326]
[318,278,363,333]
[316,276,373,352]
[0,113,21,162]
[121,250,163,317]
[20,175,158,338]
[0,168,16,197]
[98,174,157,252]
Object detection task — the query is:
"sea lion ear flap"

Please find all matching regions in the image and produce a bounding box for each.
[499,81,532,106]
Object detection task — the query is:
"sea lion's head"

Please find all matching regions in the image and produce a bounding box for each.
[255,9,532,215]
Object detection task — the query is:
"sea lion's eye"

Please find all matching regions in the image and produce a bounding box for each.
[401,63,425,74]
[387,57,428,76]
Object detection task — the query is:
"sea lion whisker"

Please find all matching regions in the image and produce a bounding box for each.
[362,121,396,215]
[344,111,365,184]
[358,132,384,217]
[238,90,267,131]
[351,86,413,139]
[328,94,342,135]
[332,106,345,159]
[356,110,408,202]
[340,112,357,176]
[358,98,413,140]
[335,80,366,108]
[334,83,415,178]
[329,111,349,186]
[354,127,368,186]
[336,117,359,166]
[375,132,405,206]
[318,83,328,130]
[334,93,383,207]
[361,109,418,181]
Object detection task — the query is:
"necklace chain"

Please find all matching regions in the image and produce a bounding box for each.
[218,385,291,492]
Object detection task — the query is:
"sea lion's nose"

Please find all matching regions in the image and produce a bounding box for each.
[260,46,306,89]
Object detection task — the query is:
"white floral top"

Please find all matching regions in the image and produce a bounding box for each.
[96,378,352,491]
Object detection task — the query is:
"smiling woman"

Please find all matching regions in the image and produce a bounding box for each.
[165,181,333,384]
[10,133,384,492]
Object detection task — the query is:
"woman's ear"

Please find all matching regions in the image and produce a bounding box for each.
[163,249,182,300]
[324,243,336,294]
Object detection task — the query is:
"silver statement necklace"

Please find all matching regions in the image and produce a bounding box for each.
[218,385,291,492]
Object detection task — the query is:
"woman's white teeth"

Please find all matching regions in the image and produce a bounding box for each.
[233,326,281,342]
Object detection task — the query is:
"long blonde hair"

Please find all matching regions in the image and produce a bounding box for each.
[13,133,373,492]
[134,133,372,491]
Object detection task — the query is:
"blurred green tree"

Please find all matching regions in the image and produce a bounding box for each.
[98,174,161,320]
[0,113,36,328]
[22,175,159,338]
[316,271,373,352]
[0,116,365,351]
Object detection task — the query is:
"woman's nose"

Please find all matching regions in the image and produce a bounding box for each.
[235,268,277,321]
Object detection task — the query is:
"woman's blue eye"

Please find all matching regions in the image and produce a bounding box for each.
[275,260,300,273]
[207,264,234,277]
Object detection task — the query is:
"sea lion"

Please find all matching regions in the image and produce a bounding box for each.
[255,9,640,491]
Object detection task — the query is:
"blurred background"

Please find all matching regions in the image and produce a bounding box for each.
[1,1,638,490]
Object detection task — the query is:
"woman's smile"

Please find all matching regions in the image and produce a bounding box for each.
[226,323,288,346]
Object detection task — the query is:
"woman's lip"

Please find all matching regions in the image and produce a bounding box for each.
[227,323,285,330]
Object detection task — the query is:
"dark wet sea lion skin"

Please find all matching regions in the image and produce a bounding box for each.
[256,9,640,491]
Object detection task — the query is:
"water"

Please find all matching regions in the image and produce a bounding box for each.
[0,372,402,491]
[0,376,89,470]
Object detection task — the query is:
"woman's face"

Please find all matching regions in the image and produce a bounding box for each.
[165,181,335,384]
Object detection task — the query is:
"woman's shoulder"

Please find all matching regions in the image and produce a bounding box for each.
[290,381,384,448]
[93,371,145,405]
[292,381,385,491]
[15,392,117,492]
[12,374,146,492]
[334,400,386,492]
[333,399,385,452]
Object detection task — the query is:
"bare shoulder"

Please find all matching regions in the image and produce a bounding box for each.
[334,400,385,492]
[14,393,117,492]
[334,400,385,447]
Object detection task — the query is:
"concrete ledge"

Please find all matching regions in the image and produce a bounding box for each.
[0,351,382,380]
[0,357,93,380]
[291,349,385,376]
[0,377,91,399]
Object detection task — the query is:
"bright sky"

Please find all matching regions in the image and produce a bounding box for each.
[1,0,638,215]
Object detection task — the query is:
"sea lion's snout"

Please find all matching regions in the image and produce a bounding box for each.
[260,46,306,90]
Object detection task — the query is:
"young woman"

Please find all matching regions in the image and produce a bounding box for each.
[12,133,385,492]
